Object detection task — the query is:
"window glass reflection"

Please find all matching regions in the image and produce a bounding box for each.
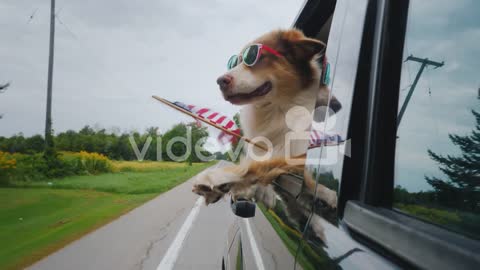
[395,0,480,239]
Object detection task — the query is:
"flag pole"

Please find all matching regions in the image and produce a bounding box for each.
[152,96,268,152]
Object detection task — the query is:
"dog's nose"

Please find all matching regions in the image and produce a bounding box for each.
[329,97,342,113]
[216,75,233,92]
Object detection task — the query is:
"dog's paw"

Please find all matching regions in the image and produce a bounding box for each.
[320,188,337,209]
[310,215,328,245]
[192,168,240,205]
[192,183,226,205]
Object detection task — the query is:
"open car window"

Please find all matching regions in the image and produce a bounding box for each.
[299,0,375,268]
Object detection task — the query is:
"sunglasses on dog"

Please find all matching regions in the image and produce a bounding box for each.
[227,43,282,70]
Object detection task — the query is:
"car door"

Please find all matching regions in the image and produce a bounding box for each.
[299,0,480,269]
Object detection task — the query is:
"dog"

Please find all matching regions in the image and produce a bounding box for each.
[192,29,339,227]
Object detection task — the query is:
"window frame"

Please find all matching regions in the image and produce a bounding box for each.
[339,0,480,268]
[293,0,336,36]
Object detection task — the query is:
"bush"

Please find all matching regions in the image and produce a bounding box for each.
[10,153,49,182]
[12,152,75,180]
[64,151,113,175]
[0,151,17,186]
[2,151,113,184]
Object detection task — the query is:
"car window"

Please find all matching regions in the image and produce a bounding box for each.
[305,0,367,227]
[298,0,369,268]
[394,0,480,240]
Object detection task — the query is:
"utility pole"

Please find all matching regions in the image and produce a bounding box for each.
[397,55,444,128]
[0,82,10,120]
[45,0,55,150]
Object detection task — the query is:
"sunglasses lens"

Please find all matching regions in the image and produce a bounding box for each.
[227,55,238,70]
[243,44,259,66]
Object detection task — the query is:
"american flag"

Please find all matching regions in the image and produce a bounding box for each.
[309,129,343,148]
[173,101,241,144]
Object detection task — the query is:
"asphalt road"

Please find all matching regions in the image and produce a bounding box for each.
[28,162,235,270]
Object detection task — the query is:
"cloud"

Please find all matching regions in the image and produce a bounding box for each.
[0,0,304,137]
[395,0,480,192]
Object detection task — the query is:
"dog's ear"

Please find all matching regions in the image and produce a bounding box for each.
[281,30,326,60]
[291,38,326,60]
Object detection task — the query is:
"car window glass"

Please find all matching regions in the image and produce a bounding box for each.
[305,0,367,228]
[298,0,369,268]
[394,0,480,240]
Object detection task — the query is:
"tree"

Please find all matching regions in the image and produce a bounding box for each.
[228,113,244,162]
[425,102,480,212]
[25,135,45,153]
[161,123,209,162]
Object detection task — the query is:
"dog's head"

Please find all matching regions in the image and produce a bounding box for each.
[217,29,326,106]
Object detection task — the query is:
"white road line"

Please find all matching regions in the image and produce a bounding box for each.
[244,218,265,270]
[157,197,203,270]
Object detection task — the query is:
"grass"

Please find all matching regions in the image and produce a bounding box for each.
[0,161,214,270]
[12,162,213,194]
[395,203,480,240]
[111,160,187,172]
[258,203,332,270]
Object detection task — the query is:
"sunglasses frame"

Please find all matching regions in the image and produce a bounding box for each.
[228,43,282,70]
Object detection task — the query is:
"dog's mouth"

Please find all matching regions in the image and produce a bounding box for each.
[225,81,272,105]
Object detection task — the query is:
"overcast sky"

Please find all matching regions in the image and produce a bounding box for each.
[2,0,479,192]
[0,0,303,138]
[395,0,480,191]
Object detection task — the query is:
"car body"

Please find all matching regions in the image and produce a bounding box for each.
[223,0,480,269]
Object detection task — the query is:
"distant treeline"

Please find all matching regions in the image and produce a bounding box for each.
[0,123,211,162]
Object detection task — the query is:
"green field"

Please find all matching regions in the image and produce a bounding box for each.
[395,203,480,240]
[0,161,213,270]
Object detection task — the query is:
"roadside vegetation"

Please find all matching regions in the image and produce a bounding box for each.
[0,123,210,162]
[0,159,213,270]
[0,122,217,270]
[394,201,480,240]
[394,106,479,239]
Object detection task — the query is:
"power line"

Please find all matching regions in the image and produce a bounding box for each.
[27,8,38,23]
[424,66,441,140]
[26,6,77,40]
[55,14,78,39]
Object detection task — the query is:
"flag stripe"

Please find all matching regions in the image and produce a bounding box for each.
[215,116,227,124]
[309,129,344,147]
[223,120,234,129]
[197,108,209,117]
[173,101,239,145]
[207,112,219,120]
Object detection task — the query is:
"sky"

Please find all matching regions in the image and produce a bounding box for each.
[1,0,479,192]
[0,0,304,140]
[395,0,480,191]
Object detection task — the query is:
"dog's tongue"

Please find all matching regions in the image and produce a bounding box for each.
[226,81,272,104]
[254,82,272,96]
[227,96,246,105]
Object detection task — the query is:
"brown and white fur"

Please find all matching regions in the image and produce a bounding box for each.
[192,29,338,211]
